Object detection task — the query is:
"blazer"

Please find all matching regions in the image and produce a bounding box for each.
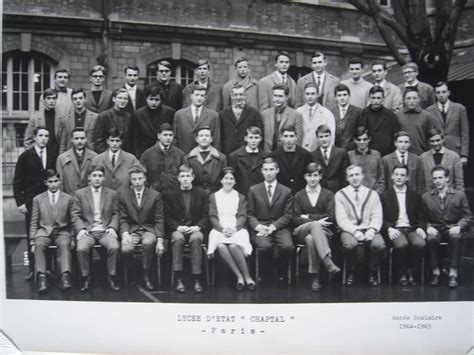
[162,187,209,233]
[133,104,175,158]
[296,103,336,152]
[146,81,184,111]
[222,76,259,111]
[219,105,263,155]
[378,80,403,113]
[24,110,66,150]
[311,146,349,193]
[30,191,73,240]
[173,106,221,154]
[38,88,74,118]
[258,71,297,111]
[93,107,134,154]
[111,86,146,114]
[85,89,113,113]
[292,187,335,232]
[296,71,340,109]
[58,109,98,153]
[71,186,120,233]
[426,102,470,158]
[261,106,303,152]
[421,188,472,230]
[118,187,164,238]
[209,191,248,232]
[56,148,97,195]
[330,104,363,150]
[92,149,139,192]
[398,81,435,109]
[381,187,425,233]
[13,147,56,208]
[382,151,424,194]
[228,146,271,195]
[183,80,223,112]
[420,148,464,192]
[247,182,293,231]
[271,145,313,193]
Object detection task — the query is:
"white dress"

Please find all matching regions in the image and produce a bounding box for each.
[207,189,253,256]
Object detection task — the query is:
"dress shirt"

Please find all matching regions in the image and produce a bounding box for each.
[48,190,58,205]
[308,104,317,118]
[159,143,171,153]
[394,185,411,227]
[264,181,276,202]
[191,104,202,122]
[313,72,325,93]
[245,146,259,154]
[404,80,419,87]
[34,145,47,169]
[276,72,287,84]
[134,188,144,206]
[437,100,450,113]
[395,150,407,165]
[108,150,120,166]
[320,146,332,163]
[90,186,105,231]
[305,185,321,207]
[339,105,348,119]
[125,84,137,109]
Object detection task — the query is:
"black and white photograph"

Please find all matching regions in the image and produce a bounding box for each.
[1,0,473,353]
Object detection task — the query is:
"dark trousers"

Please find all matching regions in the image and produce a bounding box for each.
[254,228,294,277]
[171,230,203,275]
[76,230,119,277]
[427,228,462,270]
[34,234,71,274]
[340,231,386,273]
[121,231,156,270]
[389,227,425,275]
[294,221,333,274]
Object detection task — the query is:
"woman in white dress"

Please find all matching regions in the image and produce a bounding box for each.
[208,167,256,290]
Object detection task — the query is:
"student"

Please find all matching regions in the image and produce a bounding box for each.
[370,59,402,113]
[114,65,145,113]
[398,62,435,109]
[85,65,113,114]
[340,58,373,109]
[146,60,183,111]
[222,57,259,110]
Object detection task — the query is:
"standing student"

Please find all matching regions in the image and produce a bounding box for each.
[370,60,402,113]
[398,62,435,109]
[85,65,113,114]
[183,59,222,112]
[146,60,183,111]
[222,57,259,110]
[340,58,373,109]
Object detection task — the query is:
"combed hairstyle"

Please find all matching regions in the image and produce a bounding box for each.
[354,126,370,139]
[43,88,58,98]
[128,163,147,176]
[262,157,279,169]
[334,83,351,96]
[71,88,85,98]
[143,85,162,98]
[280,124,297,135]
[178,164,194,174]
[431,165,450,178]
[113,88,129,98]
[190,84,208,94]
[391,164,410,175]
[304,82,318,91]
[274,51,291,62]
[348,57,363,67]
[219,166,236,181]
[304,162,323,175]
[71,127,86,138]
[234,57,249,67]
[246,126,262,136]
[402,62,418,72]
[346,164,363,176]
[403,86,419,99]
[196,59,210,69]
[107,127,123,140]
[33,125,49,136]
[428,128,444,139]
[393,130,411,142]
[434,81,449,90]
[54,69,69,78]
[195,125,213,136]
[45,169,60,180]
[369,85,385,97]
[124,65,139,74]
[158,60,173,70]
[371,59,387,70]
[311,51,325,59]
[88,164,105,175]
[315,124,332,136]
[158,123,173,134]
[90,65,106,76]
[272,83,290,96]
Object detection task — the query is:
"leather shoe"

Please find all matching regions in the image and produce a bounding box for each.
[174,279,186,293]
[399,275,408,286]
[61,272,72,290]
[345,273,354,286]
[429,274,440,286]
[80,277,90,292]
[369,274,379,286]
[236,281,244,291]
[246,282,256,291]
[328,265,341,277]
[25,271,34,281]
[194,279,203,293]
[311,277,322,292]
[408,273,416,286]
[107,275,120,291]
[448,276,458,288]
[37,273,48,293]
[143,276,154,291]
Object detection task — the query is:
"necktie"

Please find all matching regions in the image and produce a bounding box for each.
[341,107,346,118]
[441,104,447,123]
[194,107,199,122]
[439,194,446,210]
[354,189,361,205]
[136,192,141,206]
[39,148,46,169]
[267,184,273,201]
[282,74,287,84]
[316,76,321,93]
[111,153,116,167]
[400,153,406,165]
[51,193,55,205]
[309,106,314,118]
[323,148,329,163]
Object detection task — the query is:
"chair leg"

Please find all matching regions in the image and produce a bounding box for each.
[255,249,259,285]
[342,257,347,285]
[389,247,393,285]
[420,255,425,285]
[157,254,162,287]
[295,246,301,286]
[211,258,216,286]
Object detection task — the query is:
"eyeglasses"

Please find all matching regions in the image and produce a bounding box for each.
[158,70,171,73]
[91,75,104,78]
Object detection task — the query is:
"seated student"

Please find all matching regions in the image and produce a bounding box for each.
[228,126,270,195]
[183,126,227,194]
[71,164,120,292]
[92,128,139,192]
[381,165,426,286]
[292,163,340,291]
[30,169,74,293]
[162,164,209,293]
[311,124,349,193]
[208,167,256,290]
[421,166,472,288]
[119,164,165,291]
[335,165,386,286]
[271,125,312,194]
[347,126,385,194]
[247,158,294,285]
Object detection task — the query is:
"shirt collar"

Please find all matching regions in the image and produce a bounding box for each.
[245,146,259,153]
[431,187,454,196]
[403,106,422,113]
[395,150,407,159]
[355,149,371,155]
[405,80,419,87]
[264,181,276,189]
[432,147,446,154]
[108,149,120,159]
[134,187,145,195]
[306,185,321,194]
[159,143,171,151]
[320,145,332,154]
[34,145,45,155]
[313,71,325,81]
[437,100,450,110]
[125,84,136,91]
[91,186,102,193]
[394,185,407,193]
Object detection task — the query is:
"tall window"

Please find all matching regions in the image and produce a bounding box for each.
[288,65,312,82]
[146,58,196,87]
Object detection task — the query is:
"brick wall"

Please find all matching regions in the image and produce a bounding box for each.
[3,0,101,18]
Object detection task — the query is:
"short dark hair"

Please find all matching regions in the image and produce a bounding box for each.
[158,60,173,70]
[143,85,162,98]
[272,83,290,96]
[190,84,208,94]
[128,164,147,176]
[196,59,210,69]
[113,88,128,98]
[90,65,106,76]
[369,85,385,97]
[195,125,212,136]
[71,88,85,98]
[43,88,58,98]
[71,127,86,137]
[316,124,332,136]
[304,162,323,175]
[434,81,449,90]
[33,125,49,136]
[428,128,444,139]
[107,127,123,140]
[124,65,139,74]
[334,83,351,96]
[392,164,409,175]
[354,126,370,139]
[304,82,318,91]
[45,169,60,180]
[246,126,262,136]
[393,131,411,142]
[234,57,249,67]
[280,125,296,135]
[88,164,105,175]
[158,123,173,134]
[219,167,236,181]
[262,157,279,169]
[274,51,291,62]
[178,164,193,174]
[403,86,419,99]
[431,165,449,177]
[311,51,325,60]
[371,59,386,70]
[54,69,69,78]
[348,57,363,67]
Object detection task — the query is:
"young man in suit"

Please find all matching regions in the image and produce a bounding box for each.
[311,125,349,193]
[14,126,56,280]
[398,62,435,109]
[261,83,303,152]
[247,158,294,285]
[426,81,469,163]
[219,84,263,156]
[340,58,373,109]
[59,88,99,153]
[184,126,227,194]
[72,164,120,292]
[228,126,270,195]
[382,131,424,195]
[271,125,312,193]
[173,84,221,154]
[258,51,296,111]
[183,59,222,112]
[296,51,340,109]
[335,165,386,286]
[119,164,165,290]
[370,60,403,113]
[146,60,183,111]
[140,123,186,193]
[92,128,139,192]
[133,85,175,158]
[330,83,363,151]
[293,163,340,291]
[296,82,335,152]
[115,65,145,114]
[420,128,464,193]
[222,57,259,110]
[422,166,472,288]
[56,128,97,195]
[30,169,74,292]
[38,69,74,118]
[381,165,426,285]
[85,65,113,114]
[163,164,209,293]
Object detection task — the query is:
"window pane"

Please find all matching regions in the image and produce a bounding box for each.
[13,73,19,91]
[13,92,19,110]
[34,58,41,72]
[2,91,6,110]
[21,73,28,91]
[12,56,20,72]
[21,58,28,72]
[21,93,28,110]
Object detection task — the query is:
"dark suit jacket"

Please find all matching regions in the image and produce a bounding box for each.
[311,146,349,193]
[133,104,175,157]
[295,71,340,109]
[59,109,98,153]
[258,71,297,111]
[331,104,363,150]
[247,182,293,231]
[146,81,184,111]
[92,149,139,192]
[420,148,464,192]
[93,107,134,153]
[162,187,209,233]
[219,105,263,155]
[111,86,146,114]
[30,191,74,239]
[85,89,113,114]
[261,106,303,152]
[381,187,425,233]
[292,187,334,232]
[13,147,56,209]
[228,146,270,195]
[71,186,120,233]
[118,187,164,238]
[209,192,247,232]
[382,151,424,195]
[271,145,312,193]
